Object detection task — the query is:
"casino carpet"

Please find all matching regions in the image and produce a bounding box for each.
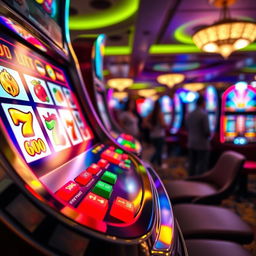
[141,144,256,256]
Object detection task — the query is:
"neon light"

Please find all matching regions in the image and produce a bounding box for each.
[174,22,194,44]
[150,44,200,54]
[129,83,151,90]
[65,0,71,43]
[69,0,139,30]
[94,34,106,80]
[105,46,131,55]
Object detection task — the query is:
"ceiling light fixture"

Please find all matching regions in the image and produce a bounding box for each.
[183,83,205,91]
[113,91,128,100]
[192,0,256,59]
[138,89,157,98]
[107,78,133,91]
[157,73,185,88]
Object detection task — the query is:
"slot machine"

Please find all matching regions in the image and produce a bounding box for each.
[159,95,173,127]
[72,35,142,155]
[170,93,183,135]
[0,1,187,255]
[136,97,154,118]
[204,85,219,136]
[220,83,256,145]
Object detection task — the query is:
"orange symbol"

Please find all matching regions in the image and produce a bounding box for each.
[53,88,64,103]
[0,69,20,97]
[8,108,35,137]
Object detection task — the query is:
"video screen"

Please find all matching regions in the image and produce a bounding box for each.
[226,116,236,132]
[3,0,62,48]
[0,34,93,176]
[245,116,256,133]
[136,98,153,118]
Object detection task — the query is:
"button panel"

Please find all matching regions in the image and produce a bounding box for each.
[54,144,137,225]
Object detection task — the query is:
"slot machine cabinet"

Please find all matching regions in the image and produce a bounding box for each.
[159,95,173,128]
[205,85,219,137]
[170,93,183,135]
[72,35,142,155]
[220,83,256,144]
[220,83,256,160]
[0,1,187,255]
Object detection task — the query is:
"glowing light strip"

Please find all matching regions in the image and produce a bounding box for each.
[65,0,71,43]
[69,0,139,30]
[104,43,256,56]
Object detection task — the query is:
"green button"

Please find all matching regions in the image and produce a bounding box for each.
[115,148,123,154]
[92,181,113,199]
[125,164,131,168]
[125,159,131,164]
[101,171,117,185]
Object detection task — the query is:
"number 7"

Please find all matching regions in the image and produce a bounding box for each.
[8,108,35,137]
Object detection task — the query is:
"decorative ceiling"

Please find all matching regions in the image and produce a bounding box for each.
[69,0,256,91]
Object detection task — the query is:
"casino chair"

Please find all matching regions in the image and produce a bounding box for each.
[174,204,253,244]
[163,150,245,204]
[185,239,252,256]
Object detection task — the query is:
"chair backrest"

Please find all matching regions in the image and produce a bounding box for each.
[206,151,245,189]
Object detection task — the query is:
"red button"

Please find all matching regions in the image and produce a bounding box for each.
[109,146,115,151]
[97,159,109,168]
[110,197,135,222]
[75,171,93,186]
[122,133,133,141]
[87,164,102,175]
[101,150,122,165]
[77,192,108,220]
[55,181,80,202]
[122,154,129,160]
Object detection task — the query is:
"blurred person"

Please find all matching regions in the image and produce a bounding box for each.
[144,100,166,168]
[186,95,210,176]
[119,97,139,138]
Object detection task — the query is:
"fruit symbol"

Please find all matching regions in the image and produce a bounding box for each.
[32,80,49,102]
[43,112,66,146]
[53,88,64,103]
[0,69,20,97]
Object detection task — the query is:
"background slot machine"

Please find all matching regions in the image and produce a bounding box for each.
[72,35,142,155]
[159,95,173,127]
[205,85,219,136]
[0,1,187,255]
[220,83,256,145]
[170,93,183,135]
[136,97,154,118]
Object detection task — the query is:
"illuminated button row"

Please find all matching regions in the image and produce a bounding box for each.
[77,192,135,222]
[55,145,135,223]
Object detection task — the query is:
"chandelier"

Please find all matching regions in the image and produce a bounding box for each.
[107,78,133,91]
[192,0,256,58]
[138,89,157,98]
[183,83,205,91]
[157,73,185,88]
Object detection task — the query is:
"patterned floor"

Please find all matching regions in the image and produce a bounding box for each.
[141,143,256,255]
